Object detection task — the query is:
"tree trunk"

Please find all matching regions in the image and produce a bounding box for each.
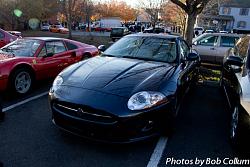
[67,0,72,39]
[185,13,197,46]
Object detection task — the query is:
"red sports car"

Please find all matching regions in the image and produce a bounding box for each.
[0,37,99,95]
[0,28,18,48]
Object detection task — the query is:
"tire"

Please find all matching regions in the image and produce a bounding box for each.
[9,68,33,95]
[112,38,116,42]
[230,106,240,145]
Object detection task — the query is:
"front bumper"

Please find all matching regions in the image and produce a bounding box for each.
[49,87,172,143]
[0,77,8,92]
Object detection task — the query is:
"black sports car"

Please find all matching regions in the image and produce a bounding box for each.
[221,35,250,148]
[49,34,200,143]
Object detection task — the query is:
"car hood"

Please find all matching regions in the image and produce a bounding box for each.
[61,56,176,98]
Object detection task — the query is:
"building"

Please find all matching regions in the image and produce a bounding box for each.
[197,0,250,33]
[219,4,250,33]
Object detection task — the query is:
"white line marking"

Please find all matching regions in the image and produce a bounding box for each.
[146,137,168,167]
[2,91,49,112]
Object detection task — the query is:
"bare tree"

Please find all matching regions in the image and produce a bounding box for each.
[171,0,211,45]
[82,0,94,32]
[139,0,165,28]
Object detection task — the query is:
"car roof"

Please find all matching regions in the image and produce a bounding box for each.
[23,37,66,41]
[202,33,242,37]
[126,33,180,39]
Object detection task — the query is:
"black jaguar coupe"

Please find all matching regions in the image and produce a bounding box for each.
[49,34,200,143]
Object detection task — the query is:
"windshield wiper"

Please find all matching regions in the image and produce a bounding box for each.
[101,54,116,57]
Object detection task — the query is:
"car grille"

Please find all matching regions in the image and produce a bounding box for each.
[53,102,116,124]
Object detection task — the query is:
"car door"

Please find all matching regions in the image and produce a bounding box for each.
[178,40,197,95]
[193,34,219,63]
[222,36,250,108]
[216,36,239,63]
[34,41,72,79]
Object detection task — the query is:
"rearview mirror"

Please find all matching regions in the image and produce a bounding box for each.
[186,52,200,61]
[98,45,106,52]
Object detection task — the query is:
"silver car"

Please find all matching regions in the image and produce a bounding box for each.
[192,33,241,64]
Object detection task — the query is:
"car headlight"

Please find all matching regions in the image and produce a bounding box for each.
[53,75,63,87]
[128,91,166,111]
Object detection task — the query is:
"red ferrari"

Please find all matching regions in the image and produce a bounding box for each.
[0,37,99,95]
[0,28,18,48]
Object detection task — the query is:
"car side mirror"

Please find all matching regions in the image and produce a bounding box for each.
[224,56,243,73]
[186,52,200,61]
[224,55,243,67]
[98,45,106,52]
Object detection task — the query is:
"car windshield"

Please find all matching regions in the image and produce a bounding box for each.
[103,36,177,63]
[0,39,41,57]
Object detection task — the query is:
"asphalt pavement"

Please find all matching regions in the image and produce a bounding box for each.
[0,80,249,167]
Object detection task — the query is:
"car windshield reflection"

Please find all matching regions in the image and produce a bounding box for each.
[103,36,177,63]
[0,39,41,57]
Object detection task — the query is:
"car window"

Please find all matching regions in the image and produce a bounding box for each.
[65,41,78,50]
[46,41,66,55]
[197,35,218,46]
[38,46,47,57]
[220,36,239,47]
[180,40,190,59]
[0,39,41,57]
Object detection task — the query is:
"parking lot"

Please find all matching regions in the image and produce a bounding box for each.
[0,71,249,167]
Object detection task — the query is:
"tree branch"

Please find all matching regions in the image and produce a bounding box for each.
[170,0,188,13]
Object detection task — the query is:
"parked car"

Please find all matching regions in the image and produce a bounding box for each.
[78,23,86,30]
[7,31,22,37]
[143,27,165,34]
[110,27,130,42]
[0,37,99,95]
[0,28,18,48]
[192,33,241,64]
[49,25,69,33]
[49,34,200,143]
[221,35,250,148]
[205,29,214,33]
[41,23,50,31]
[194,27,204,36]
[219,30,228,33]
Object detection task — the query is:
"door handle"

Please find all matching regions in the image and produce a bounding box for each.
[210,48,215,50]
